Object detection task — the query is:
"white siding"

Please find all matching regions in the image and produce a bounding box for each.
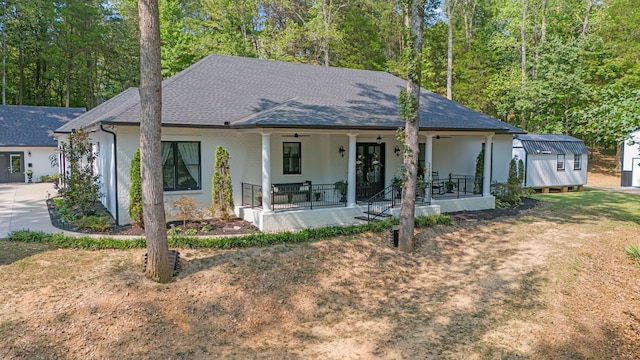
[493,134,513,183]
[524,153,587,187]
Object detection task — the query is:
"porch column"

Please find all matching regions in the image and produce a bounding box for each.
[483,134,493,197]
[347,133,357,206]
[425,134,433,177]
[261,132,272,212]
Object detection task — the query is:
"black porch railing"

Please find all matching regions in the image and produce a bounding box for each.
[431,175,483,199]
[241,182,347,211]
[364,183,431,222]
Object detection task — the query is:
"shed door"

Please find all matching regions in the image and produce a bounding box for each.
[632,158,640,187]
[0,152,24,183]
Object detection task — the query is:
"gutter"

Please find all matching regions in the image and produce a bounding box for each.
[100,124,119,224]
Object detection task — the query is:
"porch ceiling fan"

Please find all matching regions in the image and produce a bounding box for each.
[434,135,452,139]
[282,133,311,138]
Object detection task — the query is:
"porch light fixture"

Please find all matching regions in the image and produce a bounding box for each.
[394,146,400,157]
[376,136,382,144]
[338,145,345,157]
[28,151,31,157]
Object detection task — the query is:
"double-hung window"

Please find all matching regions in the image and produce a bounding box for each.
[161,141,201,191]
[573,154,582,170]
[283,142,301,174]
[557,154,565,171]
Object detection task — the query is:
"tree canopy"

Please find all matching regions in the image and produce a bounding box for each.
[1,0,637,148]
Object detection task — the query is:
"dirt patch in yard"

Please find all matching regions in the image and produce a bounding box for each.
[2,189,639,359]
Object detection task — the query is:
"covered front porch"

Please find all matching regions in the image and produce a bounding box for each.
[236,129,499,232]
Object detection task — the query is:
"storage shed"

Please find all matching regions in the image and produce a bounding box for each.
[621,128,640,187]
[513,134,588,191]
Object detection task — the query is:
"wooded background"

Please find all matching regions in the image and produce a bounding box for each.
[1,0,638,150]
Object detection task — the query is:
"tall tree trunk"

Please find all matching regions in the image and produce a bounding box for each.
[520,0,528,130]
[446,0,456,100]
[139,0,170,283]
[2,0,5,106]
[521,0,528,84]
[582,0,592,37]
[66,58,72,108]
[398,0,424,253]
[18,46,23,105]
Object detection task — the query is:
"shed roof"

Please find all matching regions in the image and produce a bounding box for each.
[516,134,588,155]
[57,54,523,134]
[0,105,85,146]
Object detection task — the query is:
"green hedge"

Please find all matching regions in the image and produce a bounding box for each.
[6,214,452,250]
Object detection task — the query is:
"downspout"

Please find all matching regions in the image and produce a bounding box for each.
[100,124,119,224]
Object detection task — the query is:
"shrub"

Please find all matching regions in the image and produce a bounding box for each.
[474,148,484,194]
[211,146,234,220]
[625,244,640,267]
[129,149,144,228]
[8,214,452,250]
[491,181,532,207]
[72,215,114,233]
[173,196,202,226]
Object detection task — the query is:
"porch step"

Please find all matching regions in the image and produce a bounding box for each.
[355,211,392,222]
[355,216,383,222]
[363,211,392,217]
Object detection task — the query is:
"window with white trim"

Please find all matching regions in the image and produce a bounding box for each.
[283,142,301,174]
[557,154,565,171]
[161,141,201,191]
[573,154,582,170]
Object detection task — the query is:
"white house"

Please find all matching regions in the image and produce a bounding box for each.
[55,55,523,232]
[621,128,640,187]
[513,134,588,190]
[0,105,84,183]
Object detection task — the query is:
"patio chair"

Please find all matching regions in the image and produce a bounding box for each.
[431,171,444,195]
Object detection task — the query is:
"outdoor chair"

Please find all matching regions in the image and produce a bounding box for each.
[431,171,444,195]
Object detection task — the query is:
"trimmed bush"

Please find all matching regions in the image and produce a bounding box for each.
[129,149,144,228]
[7,214,452,250]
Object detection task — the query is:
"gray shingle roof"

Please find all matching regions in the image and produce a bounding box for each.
[0,105,85,146]
[516,134,588,155]
[58,55,523,134]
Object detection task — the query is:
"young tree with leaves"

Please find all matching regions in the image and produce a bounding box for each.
[211,145,234,220]
[58,128,101,215]
[139,0,170,283]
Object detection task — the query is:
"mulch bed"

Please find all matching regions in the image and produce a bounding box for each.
[47,197,539,236]
[46,199,259,236]
[448,197,539,222]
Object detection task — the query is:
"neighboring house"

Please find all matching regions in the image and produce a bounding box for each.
[55,54,523,232]
[513,134,588,190]
[0,105,85,183]
[621,128,640,187]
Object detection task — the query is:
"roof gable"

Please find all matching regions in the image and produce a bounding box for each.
[0,105,85,146]
[59,55,523,134]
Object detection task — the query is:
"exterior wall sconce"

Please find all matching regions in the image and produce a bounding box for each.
[394,146,401,157]
[28,151,31,157]
[376,136,382,144]
[338,145,345,157]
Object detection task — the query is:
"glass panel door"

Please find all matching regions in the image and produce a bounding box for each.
[356,143,385,200]
[8,154,24,182]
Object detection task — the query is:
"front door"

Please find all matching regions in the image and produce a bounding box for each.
[0,152,24,183]
[356,143,385,200]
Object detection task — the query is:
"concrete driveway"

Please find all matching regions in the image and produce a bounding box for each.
[0,183,60,238]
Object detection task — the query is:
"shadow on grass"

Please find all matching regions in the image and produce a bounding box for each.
[529,188,640,225]
[0,240,51,266]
